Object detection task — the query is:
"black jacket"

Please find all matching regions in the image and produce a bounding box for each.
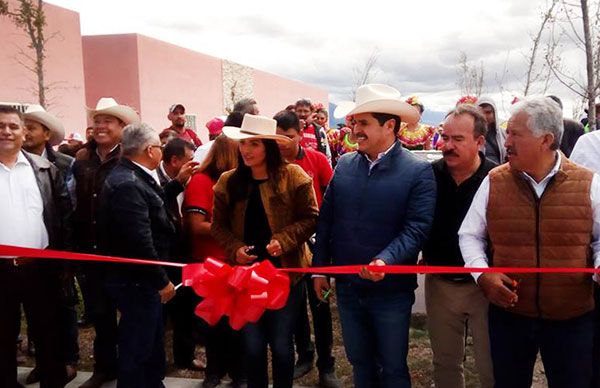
[71,141,121,252]
[22,151,74,252]
[98,158,183,290]
[45,143,74,179]
[422,153,496,281]
[559,118,585,157]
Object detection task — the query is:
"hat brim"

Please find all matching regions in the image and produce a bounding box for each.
[222,126,292,144]
[24,111,66,146]
[86,106,140,125]
[334,99,420,124]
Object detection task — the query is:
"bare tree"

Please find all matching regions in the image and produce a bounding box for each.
[0,0,49,107]
[350,48,380,99]
[456,51,485,97]
[546,0,600,129]
[522,0,560,95]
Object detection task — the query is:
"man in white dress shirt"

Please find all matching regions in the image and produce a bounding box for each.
[568,119,600,388]
[0,105,73,388]
[459,97,600,387]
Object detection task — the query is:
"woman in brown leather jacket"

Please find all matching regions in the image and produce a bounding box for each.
[212,114,318,388]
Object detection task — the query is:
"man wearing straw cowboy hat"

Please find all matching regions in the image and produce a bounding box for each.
[312,84,436,387]
[459,97,600,387]
[71,97,139,388]
[0,105,73,388]
[23,105,73,176]
[22,105,80,384]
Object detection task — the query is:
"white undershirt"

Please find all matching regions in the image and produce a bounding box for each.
[133,160,161,185]
[0,152,49,251]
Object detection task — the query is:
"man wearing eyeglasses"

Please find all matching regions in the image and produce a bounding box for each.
[98,123,197,388]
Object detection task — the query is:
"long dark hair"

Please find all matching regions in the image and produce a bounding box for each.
[227,138,285,203]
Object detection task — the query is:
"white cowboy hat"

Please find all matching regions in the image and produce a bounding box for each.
[23,104,66,146]
[86,97,140,125]
[333,84,420,125]
[222,114,291,143]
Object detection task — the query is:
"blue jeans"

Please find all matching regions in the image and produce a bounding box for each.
[106,282,166,388]
[336,281,415,388]
[242,282,302,388]
[489,305,594,388]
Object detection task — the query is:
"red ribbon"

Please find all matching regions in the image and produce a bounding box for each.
[2,244,600,329]
[182,258,290,330]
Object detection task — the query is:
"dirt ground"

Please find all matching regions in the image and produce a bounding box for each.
[18,298,548,387]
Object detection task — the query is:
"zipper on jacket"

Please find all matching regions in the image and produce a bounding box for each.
[526,177,557,319]
[533,195,542,318]
[525,183,542,318]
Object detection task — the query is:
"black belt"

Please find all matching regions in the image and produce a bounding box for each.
[438,273,473,283]
[0,257,36,267]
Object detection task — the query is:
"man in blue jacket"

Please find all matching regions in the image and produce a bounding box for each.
[313,84,436,388]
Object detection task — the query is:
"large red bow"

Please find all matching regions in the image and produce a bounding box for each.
[182,258,290,330]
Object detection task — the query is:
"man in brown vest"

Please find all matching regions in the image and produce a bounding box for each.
[459,96,599,388]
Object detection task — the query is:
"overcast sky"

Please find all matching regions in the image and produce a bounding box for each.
[46,0,587,119]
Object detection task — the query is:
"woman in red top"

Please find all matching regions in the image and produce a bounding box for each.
[184,134,238,262]
[183,132,241,388]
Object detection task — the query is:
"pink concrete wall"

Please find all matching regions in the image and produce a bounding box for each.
[135,34,223,141]
[0,0,87,135]
[82,34,141,123]
[252,70,329,117]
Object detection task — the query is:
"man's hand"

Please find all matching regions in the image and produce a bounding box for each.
[477,273,519,308]
[175,161,200,186]
[159,282,176,304]
[359,259,386,282]
[266,239,283,257]
[235,246,258,265]
[313,277,332,302]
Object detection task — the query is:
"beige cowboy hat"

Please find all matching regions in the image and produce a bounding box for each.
[222,114,292,143]
[86,97,140,125]
[333,84,419,125]
[24,104,66,146]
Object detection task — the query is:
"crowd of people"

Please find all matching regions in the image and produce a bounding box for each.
[1,83,600,388]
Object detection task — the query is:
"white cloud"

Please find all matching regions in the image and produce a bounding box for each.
[46,0,589,118]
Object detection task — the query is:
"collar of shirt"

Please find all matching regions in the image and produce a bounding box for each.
[0,151,31,172]
[158,161,172,182]
[41,147,48,160]
[95,143,120,159]
[295,145,305,161]
[132,161,161,185]
[440,152,490,186]
[363,141,396,171]
[520,151,561,198]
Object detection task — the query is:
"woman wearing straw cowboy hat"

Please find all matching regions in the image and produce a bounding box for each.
[313,84,436,388]
[211,114,319,388]
[71,97,139,388]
